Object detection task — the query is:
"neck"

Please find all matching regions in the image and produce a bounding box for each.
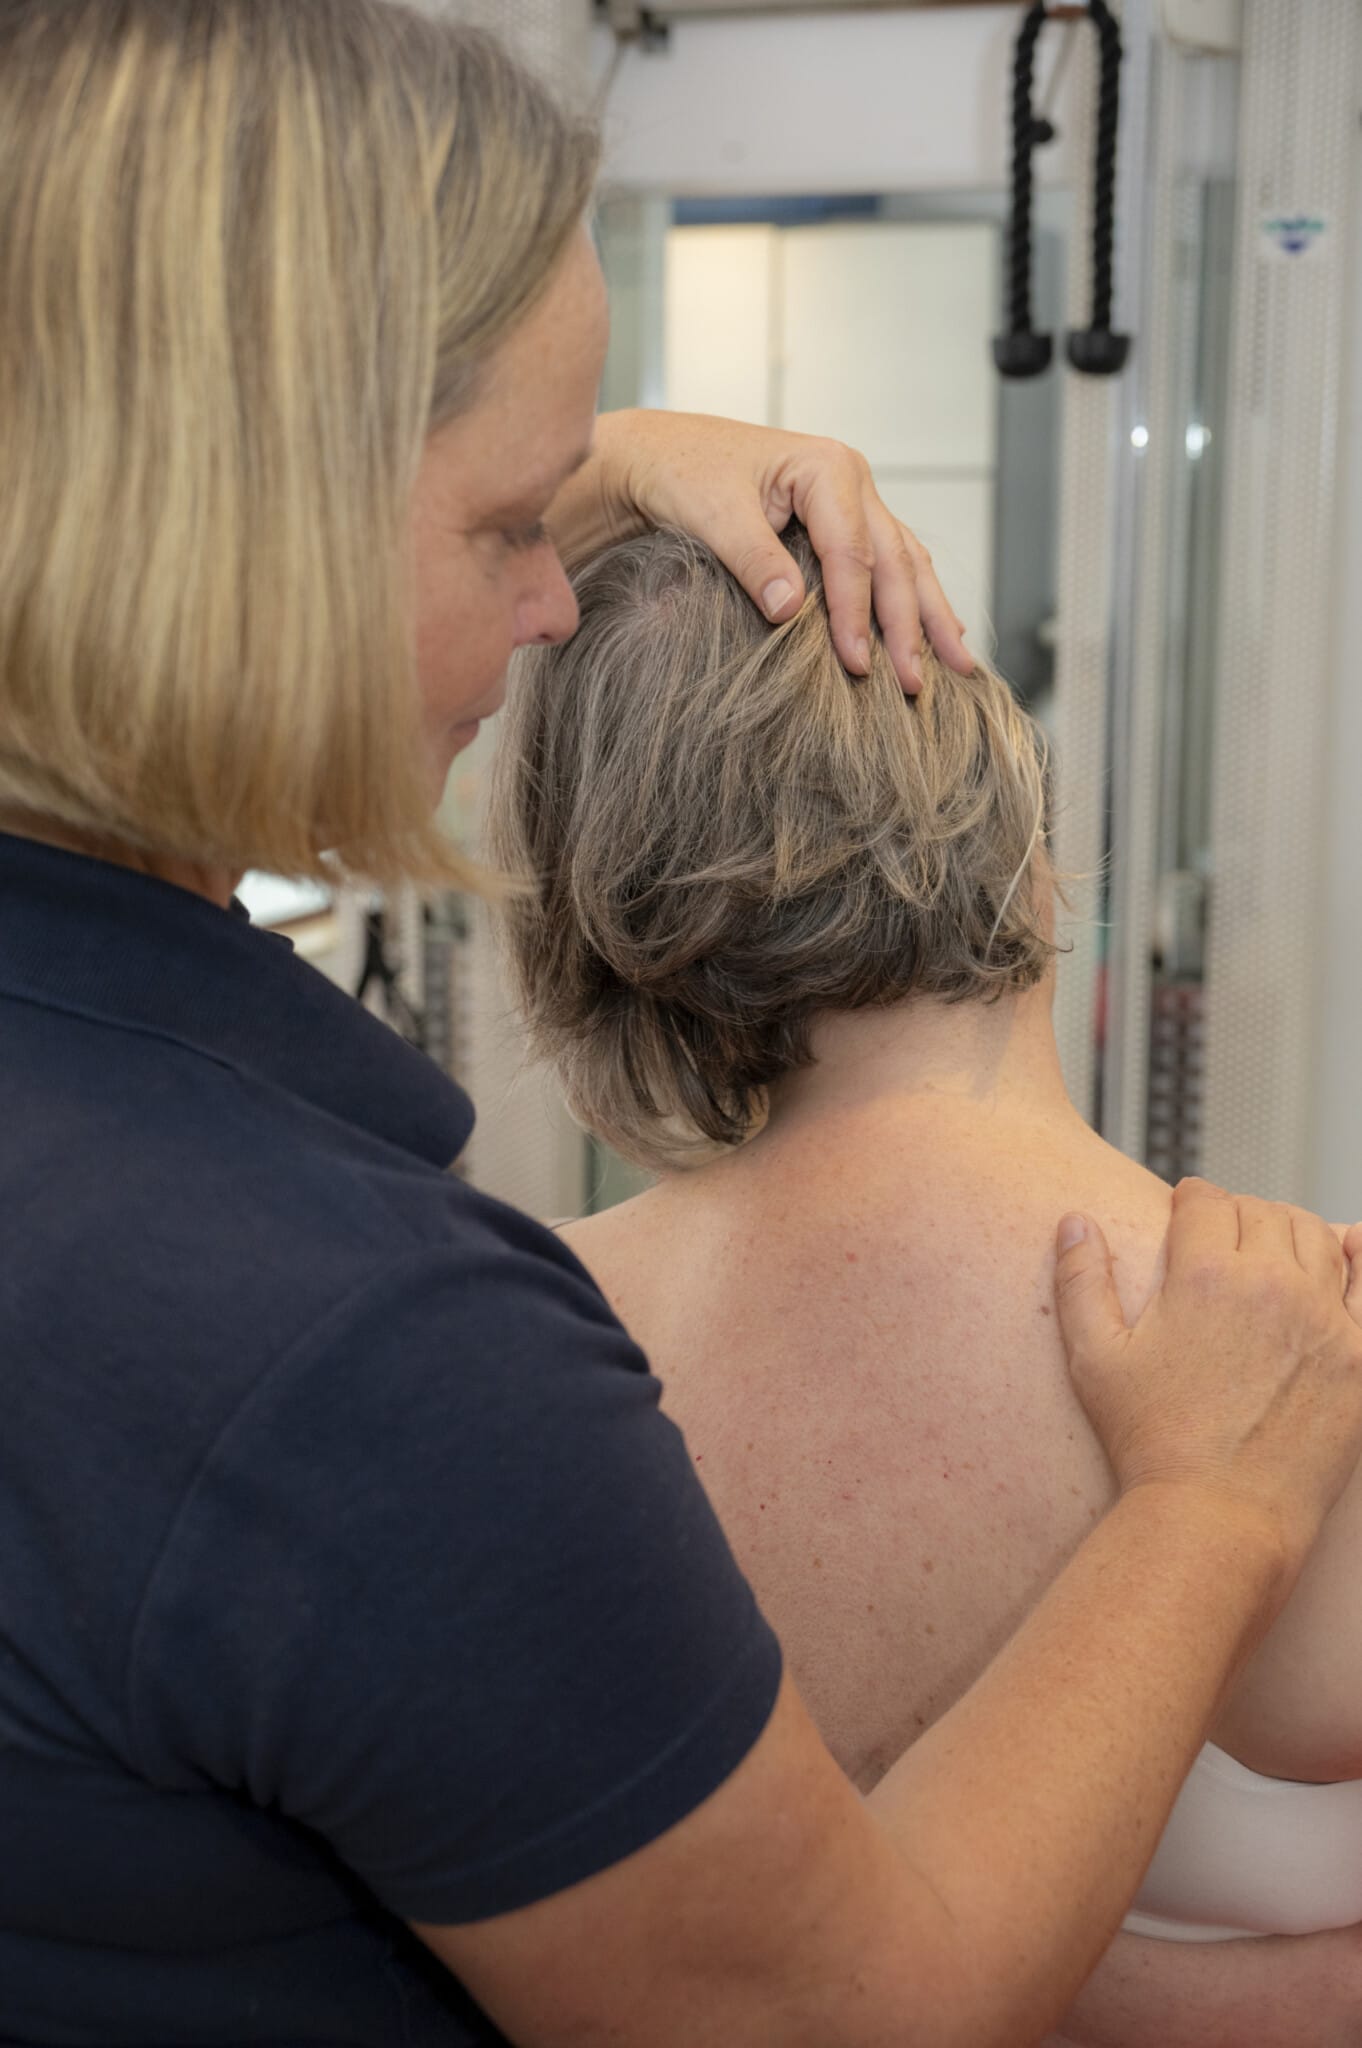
[0,812,242,911]
[764,976,1080,1140]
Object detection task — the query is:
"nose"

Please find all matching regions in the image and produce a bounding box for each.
[515,552,580,650]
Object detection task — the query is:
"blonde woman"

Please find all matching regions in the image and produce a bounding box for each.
[490,524,1362,2046]
[3,5,1362,2045]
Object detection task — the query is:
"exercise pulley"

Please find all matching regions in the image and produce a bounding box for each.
[993,0,1132,381]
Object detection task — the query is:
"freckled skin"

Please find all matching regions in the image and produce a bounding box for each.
[563,1089,1169,1792]
[563,1004,1362,1790]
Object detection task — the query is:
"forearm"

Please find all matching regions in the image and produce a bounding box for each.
[867,1483,1298,2048]
[1049,1924,1362,2048]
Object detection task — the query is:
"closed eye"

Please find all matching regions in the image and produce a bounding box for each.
[502,521,550,552]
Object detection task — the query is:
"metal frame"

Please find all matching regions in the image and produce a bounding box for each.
[1101,12,1178,1164]
[1050,14,1132,1123]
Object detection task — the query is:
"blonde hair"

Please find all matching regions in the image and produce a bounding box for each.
[0,0,599,882]
[488,525,1056,1173]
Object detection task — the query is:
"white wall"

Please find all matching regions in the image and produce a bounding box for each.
[597,6,1080,197]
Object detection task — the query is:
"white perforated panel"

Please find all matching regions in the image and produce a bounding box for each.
[1200,0,1359,1201]
[1051,28,1116,1126]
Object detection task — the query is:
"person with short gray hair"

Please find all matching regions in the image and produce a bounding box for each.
[491,521,1362,2041]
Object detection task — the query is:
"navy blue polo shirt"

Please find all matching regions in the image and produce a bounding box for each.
[0,831,782,2045]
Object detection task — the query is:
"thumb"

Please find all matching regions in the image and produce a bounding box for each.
[1054,1213,1129,1361]
[713,519,807,626]
[1344,1222,1362,1326]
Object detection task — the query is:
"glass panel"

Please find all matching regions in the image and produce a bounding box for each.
[1145,172,1238,1184]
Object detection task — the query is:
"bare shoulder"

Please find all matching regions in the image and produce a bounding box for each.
[555,1176,729,1346]
[556,1203,628,1267]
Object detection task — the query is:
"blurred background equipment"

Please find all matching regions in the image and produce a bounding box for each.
[993,0,1131,380]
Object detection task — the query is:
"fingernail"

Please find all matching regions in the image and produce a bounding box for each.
[908,653,925,691]
[762,578,795,619]
[854,635,871,674]
[1058,1214,1088,1252]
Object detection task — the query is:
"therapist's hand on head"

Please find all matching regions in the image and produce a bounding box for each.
[1055,1179,1362,1571]
[548,408,972,694]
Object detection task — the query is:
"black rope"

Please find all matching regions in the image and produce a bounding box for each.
[1088,0,1122,335]
[994,0,1131,380]
[993,1,1054,379]
[1006,2,1048,338]
[1065,0,1130,375]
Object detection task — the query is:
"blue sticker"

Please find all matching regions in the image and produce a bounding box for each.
[1259,212,1330,260]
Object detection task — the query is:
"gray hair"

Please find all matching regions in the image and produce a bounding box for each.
[488,524,1055,1172]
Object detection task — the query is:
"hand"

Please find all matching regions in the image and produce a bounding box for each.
[553,409,973,692]
[1054,1179,1362,1571]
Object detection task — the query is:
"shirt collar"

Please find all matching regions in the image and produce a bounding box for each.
[0,831,473,1168]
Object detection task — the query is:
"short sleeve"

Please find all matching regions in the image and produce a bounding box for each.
[125,1220,783,1925]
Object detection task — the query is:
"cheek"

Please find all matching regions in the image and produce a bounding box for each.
[413,566,516,729]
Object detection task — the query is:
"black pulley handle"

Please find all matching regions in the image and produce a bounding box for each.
[1070,0,1131,375]
[992,1,1054,380]
[993,0,1132,381]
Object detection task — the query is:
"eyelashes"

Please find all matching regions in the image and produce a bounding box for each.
[502,520,550,553]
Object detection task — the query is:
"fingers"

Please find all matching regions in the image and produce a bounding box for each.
[1287,1206,1347,1290]
[1345,1224,1362,1326]
[1164,1176,1240,1278]
[891,524,973,679]
[773,435,974,686]
[863,504,925,693]
[1236,1196,1296,1268]
[861,508,975,695]
[1054,1212,1131,1360]
[796,462,878,676]
[707,517,808,628]
[615,416,977,686]
[795,453,966,686]
[1170,1188,1345,1301]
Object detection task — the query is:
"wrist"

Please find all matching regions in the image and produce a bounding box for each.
[547,411,648,570]
[1112,1477,1302,1625]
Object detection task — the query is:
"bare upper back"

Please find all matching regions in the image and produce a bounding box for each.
[564,1097,1159,1788]
[564,1096,1362,1789]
